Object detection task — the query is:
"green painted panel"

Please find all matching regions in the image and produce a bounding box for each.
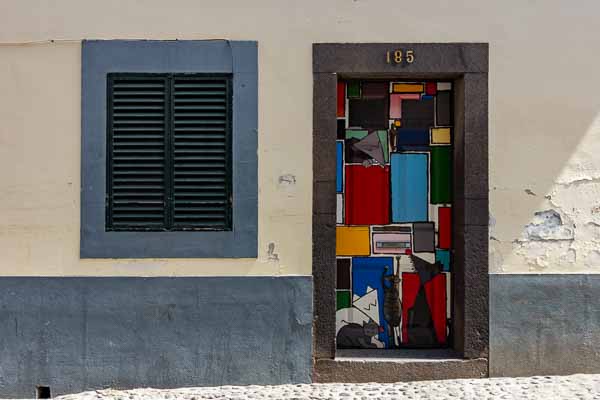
[431,146,452,204]
[345,130,368,140]
[336,290,351,310]
[347,81,361,98]
[376,130,389,163]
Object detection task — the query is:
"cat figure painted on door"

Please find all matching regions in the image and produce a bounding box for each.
[337,319,380,349]
[382,266,402,348]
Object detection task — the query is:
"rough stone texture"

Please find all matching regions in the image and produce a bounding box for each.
[0,277,313,398]
[51,375,600,400]
[314,355,487,383]
[313,43,488,74]
[312,72,338,361]
[490,274,600,377]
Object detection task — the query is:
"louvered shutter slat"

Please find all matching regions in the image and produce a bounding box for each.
[172,76,232,230]
[107,76,168,230]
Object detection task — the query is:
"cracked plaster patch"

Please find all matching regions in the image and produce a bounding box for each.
[521,210,574,242]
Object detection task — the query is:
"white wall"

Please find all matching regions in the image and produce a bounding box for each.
[1,0,600,275]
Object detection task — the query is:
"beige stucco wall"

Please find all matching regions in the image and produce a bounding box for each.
[1,0,600,275]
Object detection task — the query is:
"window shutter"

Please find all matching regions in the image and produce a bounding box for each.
[106,74,232,231]
[106,75,168,230]
[171,75,232,230]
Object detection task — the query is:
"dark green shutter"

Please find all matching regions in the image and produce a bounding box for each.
[106,73,232,231]
[106,75,168,230]
[171,76,232,230]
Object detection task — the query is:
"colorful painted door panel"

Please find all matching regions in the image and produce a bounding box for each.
[335,80,453,349]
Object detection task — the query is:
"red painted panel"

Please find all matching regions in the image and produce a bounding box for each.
[337,82,345,117]
[401,272,447,345]
[401,273,420,344]
[424,274,447,345]
[344,165,390,225]
[438,207,451,249]
[425,82,437,95]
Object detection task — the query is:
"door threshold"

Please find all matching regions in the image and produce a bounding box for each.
[314,349,488,382]
[335,348,463,362]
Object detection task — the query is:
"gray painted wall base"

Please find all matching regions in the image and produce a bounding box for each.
[0,277,312,398]
[490,274,600,377]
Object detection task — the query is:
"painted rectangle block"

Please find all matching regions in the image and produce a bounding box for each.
[396,145,430,152]
[431,147,452,204]
[437,82,452,91]
[349,98,388,129]
[431,127,451,144]
[425,82,437,95]
[336,194,343,224]
[396,128,429,146]
[337,290,351,310]
[352,257,394,347]
[391,153,428,222]
[336,226,370,256]
[413,222,435,252]
[401,98,434,129]
[337,258,351,289]
[436,91,452,126]
[402,272,446,345]
[392,83,424,93]
[362,82,388,98]
[345,129,368,140]
[438,207,451,249]
[436,249,450,272]
[337,119,346,140]
[347,81,360,98]
[336,141,343,192]
[337,82,345,117]
[372,233,411,254]
[345,165,390,225]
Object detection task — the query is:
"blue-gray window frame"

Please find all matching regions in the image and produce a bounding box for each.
[81,40,258,258]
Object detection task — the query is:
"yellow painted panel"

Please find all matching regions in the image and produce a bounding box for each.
[336,226,371,256]
[392,83,424,93]
[431,127,451,144]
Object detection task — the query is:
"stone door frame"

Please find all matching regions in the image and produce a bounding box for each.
[312,43,489,374]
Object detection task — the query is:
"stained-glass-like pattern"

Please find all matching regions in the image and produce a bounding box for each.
[335,80,453,349]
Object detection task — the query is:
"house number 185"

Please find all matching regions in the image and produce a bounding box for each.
[386,49,415,65]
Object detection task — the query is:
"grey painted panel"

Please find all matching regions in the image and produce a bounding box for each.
[81,40,258,258]
[490,274,600,377]
[0,276,312,398]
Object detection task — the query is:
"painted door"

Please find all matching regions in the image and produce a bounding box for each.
[335,80,452,348]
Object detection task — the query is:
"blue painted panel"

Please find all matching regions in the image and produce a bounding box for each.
[436,249,451,272]
[396,128,429,145]
[396,145,430,152]
[352,257,394,347]
[336,141,343,193]
[391,153,428,222]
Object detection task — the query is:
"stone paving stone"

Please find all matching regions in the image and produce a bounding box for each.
[48,374,600,400]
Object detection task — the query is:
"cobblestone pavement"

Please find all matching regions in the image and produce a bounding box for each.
[52,374,600,400]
